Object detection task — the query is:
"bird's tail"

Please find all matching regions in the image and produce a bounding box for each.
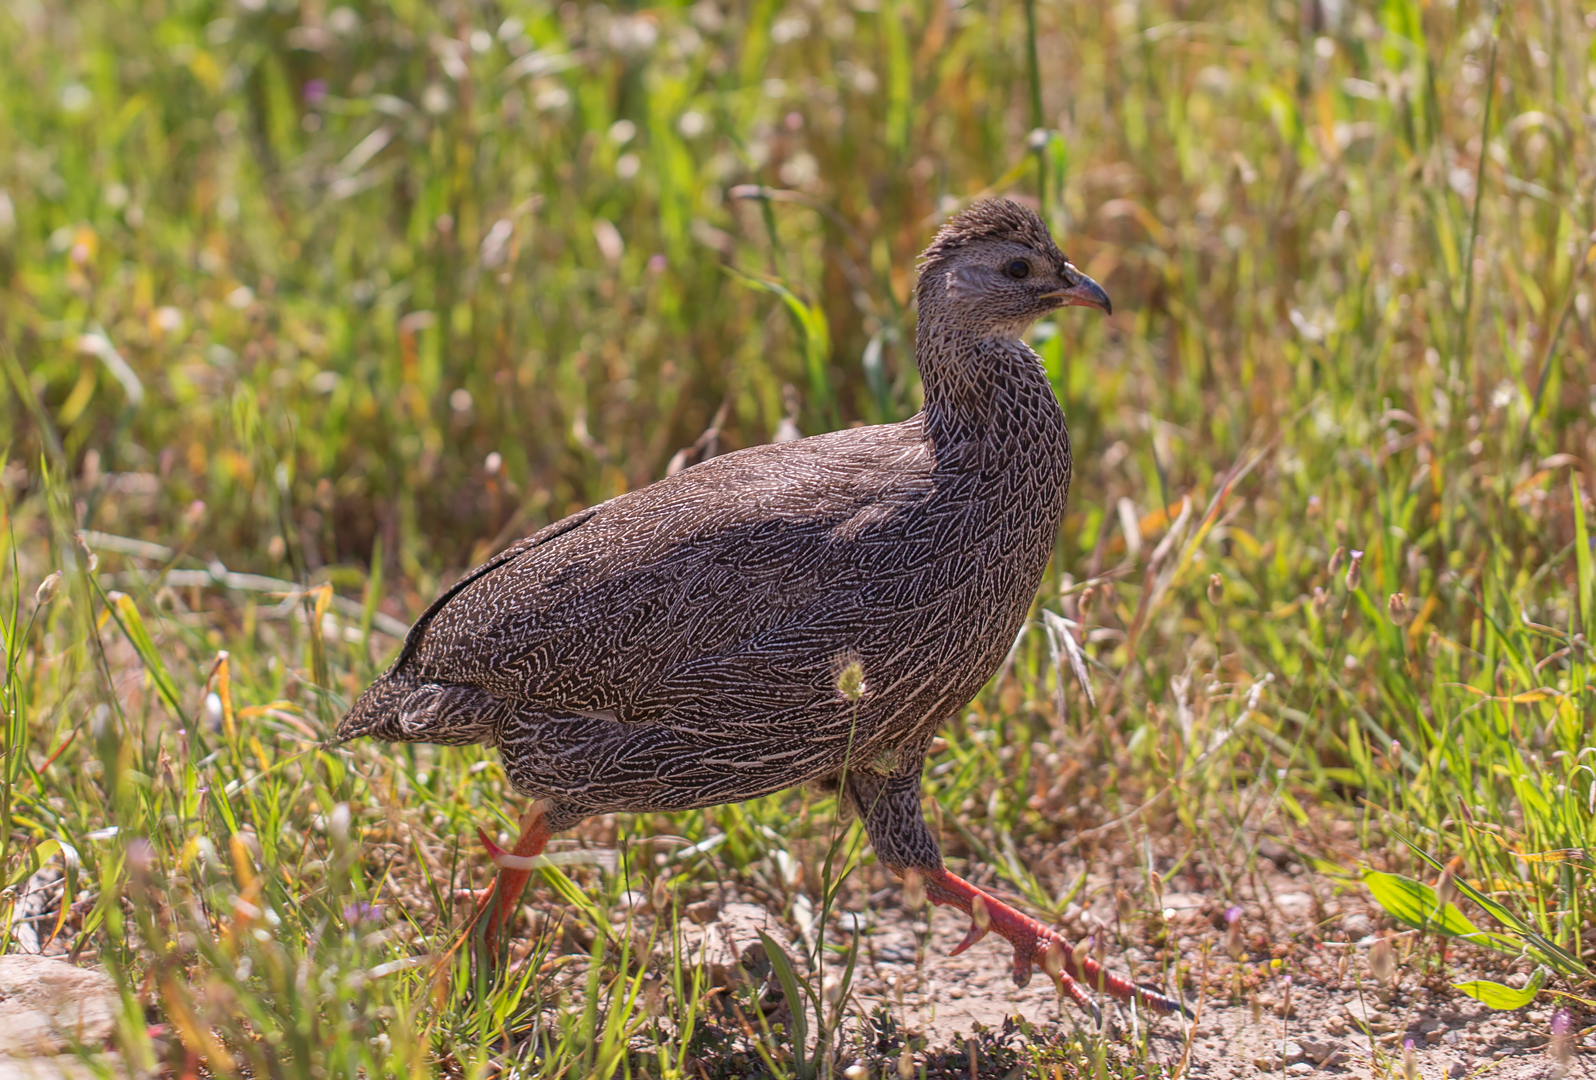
[337,672,504,746]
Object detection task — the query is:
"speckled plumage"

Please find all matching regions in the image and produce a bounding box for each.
[341,202,1082,853]
[340,200,1085,860]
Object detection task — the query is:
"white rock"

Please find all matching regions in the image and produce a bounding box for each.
[0,956,117,1057]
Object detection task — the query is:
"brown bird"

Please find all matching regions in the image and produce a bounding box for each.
[339,199,1187,1019]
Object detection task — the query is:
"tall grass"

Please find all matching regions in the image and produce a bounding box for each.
[3,0,1596,1073]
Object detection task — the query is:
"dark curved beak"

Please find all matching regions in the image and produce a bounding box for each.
[1042,267,1112,315]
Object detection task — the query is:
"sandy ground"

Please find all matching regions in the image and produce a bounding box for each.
[638,851,1590,1080]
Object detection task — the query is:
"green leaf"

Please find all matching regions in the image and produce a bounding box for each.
[725,267,834,429]
[1363,870,1478,937]
[104,592,186,721]
[1400,843,1590,978]
[757,929,812,1079]
[1453,968,1546,1010]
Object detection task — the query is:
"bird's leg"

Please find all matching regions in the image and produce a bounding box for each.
[921,867,1192,1019]
[843,763,1187,1020]
[471,804,553,954]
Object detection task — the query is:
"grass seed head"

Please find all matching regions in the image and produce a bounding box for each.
[836,658,866,701]
[1328,546,1346,576]
[1207,573,1224,604]
[1402,1039,1418,1080]
[897,1046,915,1080]
[1387,592,1411,625]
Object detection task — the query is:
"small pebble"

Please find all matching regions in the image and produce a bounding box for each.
[1339,912,1376,937]
[1447,1064,1466,1079]
[1286,1064,1313,1077]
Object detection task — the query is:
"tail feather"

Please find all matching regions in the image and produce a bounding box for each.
[337,674,503,746]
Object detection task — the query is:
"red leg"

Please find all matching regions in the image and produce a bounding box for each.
[922,867,1190,1020]
[472,805,553,954]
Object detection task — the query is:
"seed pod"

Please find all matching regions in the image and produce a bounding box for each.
[1072,936,1092,973]
[822,974,844,1006]
[34,571,61,606]
[971,893,991,933]
[1042,938,1066,979]
[1368,934,1395,986]
[902,869,925,911]
[1436,856,1462,909]
[1328,546,1347,576]
[1207,573,1224,604]
[1387,592,1411,625]
[1311,586,1330,616]
[1401,1039,1417,1080]
[74,533,98,572]
[897,1047,915,1080]
[651,874,671,915]
[1344,550,1364,591]
[1225,905,1246,961]
[1552,1008,1574,1068]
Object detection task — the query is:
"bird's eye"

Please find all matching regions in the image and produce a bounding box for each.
[1004,259,1031,280]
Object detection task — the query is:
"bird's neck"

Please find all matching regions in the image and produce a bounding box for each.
[915,329,1064,452]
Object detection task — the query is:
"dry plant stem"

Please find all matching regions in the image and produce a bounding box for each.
[922,868,1191,1020]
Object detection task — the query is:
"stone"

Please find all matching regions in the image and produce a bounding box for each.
[1275,892,1313,918]
[672,901,799,988]
[1447,1064,1467,1079]
[0,956,117,1057]
[1285,1064,1313,1076]
[1339,912,1376,938]
[1295,1038,1340,1064]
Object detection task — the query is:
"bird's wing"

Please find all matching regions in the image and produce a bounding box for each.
[395,423,938,717]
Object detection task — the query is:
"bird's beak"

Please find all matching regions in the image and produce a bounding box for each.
[1041,267,1112,315]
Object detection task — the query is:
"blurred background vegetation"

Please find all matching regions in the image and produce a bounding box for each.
[4,0,1596,1073]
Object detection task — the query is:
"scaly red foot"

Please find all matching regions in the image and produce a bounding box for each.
[921,867,1191,1021]
[471,808,553,955]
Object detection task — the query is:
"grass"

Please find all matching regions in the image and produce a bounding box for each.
[2,0,1595,1074]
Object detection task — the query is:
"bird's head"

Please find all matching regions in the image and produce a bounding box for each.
[916,199,1110,340]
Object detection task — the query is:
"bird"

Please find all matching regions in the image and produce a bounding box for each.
[338,198,1189,1020]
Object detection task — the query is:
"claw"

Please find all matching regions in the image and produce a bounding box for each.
[950,917,989,956]
[920,866,1191,1020]
[1011,945,1032,988]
